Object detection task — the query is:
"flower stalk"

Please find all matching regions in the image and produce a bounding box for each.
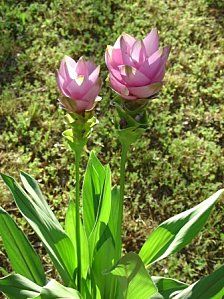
[63,112,98,293]
[117,143,129,259]
[119,144,128,210]
[115,100,148,260]
[74,149,82,292]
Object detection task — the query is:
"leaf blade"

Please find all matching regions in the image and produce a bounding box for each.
[0,274,42,299]
[65,200,89,280]
[171,265,224,299]
[0,207,46,286]
[1,173,77,286]
[108,186,122,261]
[83,151,106,238]
[20,171,60,224]
[152,276,188,298]
[139,189,224,265]
[40,279,81,298]
[108,252,158,299]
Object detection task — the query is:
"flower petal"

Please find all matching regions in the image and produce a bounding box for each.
[86,61,96,74]
[109,73,136,99]
[65,79,88,100]
[120,36,133,66]
[109,67,123,82]
[89,65,100,84]
[119,65,150,87]
[139,48,163,76]
[143,28,159,57]
[122,33,136,49]
[82,78,102,102]
[75,57,88,76]
[58,97,77,113]
[139,46,170,80]
[128,82,162,98]
[58,60,67,79]
[105,46,124,81]
[151,46,170,82]
[114,35,122,49]
[56,71,71,97]
[64,56,77,79]
[130,40,146,65]
[105,45,124,69]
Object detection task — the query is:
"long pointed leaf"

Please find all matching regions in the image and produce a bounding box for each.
[20,171,60,224]
[83,153,112,262]
[92,224,116,298]
[108,252,158,299]
[139,189,224,266]
[65,200,89,279]
[88,165,112,261]
[0,207,45,286]
[1,173,76,286]
[83,151,106,238]
[171,265,224,299]
[0,274,81,299]
[109,186,122,261]
[0,274,42,299]
[39,279,80,298]
[152,276,188,298]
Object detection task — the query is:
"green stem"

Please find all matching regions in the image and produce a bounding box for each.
[118,144,130,259]
[75,151,82,293]
[120,145,128,209]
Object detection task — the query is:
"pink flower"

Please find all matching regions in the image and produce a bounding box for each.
[105,29,170,100]
[57,56,101,113]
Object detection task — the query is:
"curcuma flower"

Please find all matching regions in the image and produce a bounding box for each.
[105,29,170,100]
[57,56,102,114]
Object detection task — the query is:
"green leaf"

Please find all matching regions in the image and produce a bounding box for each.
[152,276,188,298]
[39,279,80,298]
[82,152,112,262]
[0,207,46,286]
[107,252,158,299]
[20,171,60,225]
[94,164,111,226]
[1,173,77,287]
[65,200,89,279]
[139,189,224,266]
[88,164,112,262]
[92,225,116,298]
[171,265,224,299]
[108,186,122,261]
[0,274,42,299]
[0,274,81,299]
[82,151,106,238]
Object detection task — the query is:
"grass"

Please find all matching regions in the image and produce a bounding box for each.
[0,0,224,285]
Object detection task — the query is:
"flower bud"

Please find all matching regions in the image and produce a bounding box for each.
[105,29,170,100]
[57,56,101,114]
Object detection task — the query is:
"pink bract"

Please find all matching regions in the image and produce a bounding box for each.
[57,56,101,113]
[105,29,170,100]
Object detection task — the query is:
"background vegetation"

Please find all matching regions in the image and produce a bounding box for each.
[0,0,223,288]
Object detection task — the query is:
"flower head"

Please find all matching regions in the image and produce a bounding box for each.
[105,29,170,100]
[57,56,101,113]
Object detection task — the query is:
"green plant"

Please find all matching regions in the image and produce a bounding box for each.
[0,126,223,298]
[0,0,224,297]
[1,58,224,299]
